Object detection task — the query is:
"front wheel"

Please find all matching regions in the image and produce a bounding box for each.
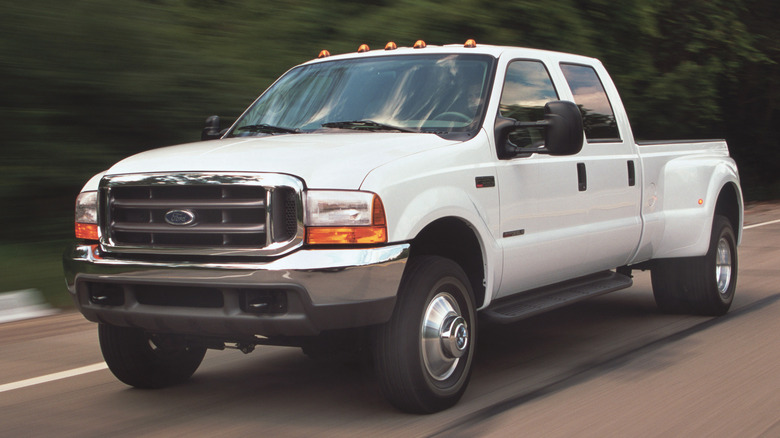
[374,256,476,413]
[99,324,206,389]
[651,215,738,316]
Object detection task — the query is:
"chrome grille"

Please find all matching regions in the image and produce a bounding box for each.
[99,173,304,256]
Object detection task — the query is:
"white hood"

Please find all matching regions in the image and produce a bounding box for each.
[106,132,459,189]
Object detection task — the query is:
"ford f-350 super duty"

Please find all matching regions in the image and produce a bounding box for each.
[64,41,743,413]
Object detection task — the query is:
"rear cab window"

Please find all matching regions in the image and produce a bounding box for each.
[560,63,621,142]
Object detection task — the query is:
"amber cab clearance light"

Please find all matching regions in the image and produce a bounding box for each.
[357,44,370,53]
[318,49,331,58]
[75,223,99,241]
[413,40,427,49]
[306,195,387,245]
[385,41,398,50]
[464,39,477,48]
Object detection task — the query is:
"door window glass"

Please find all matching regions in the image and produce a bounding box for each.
[499,60,558,148]
[560,63,621,141]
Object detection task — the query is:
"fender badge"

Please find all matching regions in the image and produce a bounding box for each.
[164,209,196,226]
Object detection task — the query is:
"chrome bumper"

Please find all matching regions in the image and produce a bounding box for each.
[63,243,409,338]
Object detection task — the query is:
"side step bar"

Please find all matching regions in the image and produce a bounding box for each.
[482,271,633,324]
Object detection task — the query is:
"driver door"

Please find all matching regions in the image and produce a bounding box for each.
[495,59,591,297]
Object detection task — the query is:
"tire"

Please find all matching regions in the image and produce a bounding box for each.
[651,215,738,316]
[99,324,206,389]
[374,256,476,414]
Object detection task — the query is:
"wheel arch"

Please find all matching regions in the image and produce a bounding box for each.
[714,181,743,243]
[408,217,486,309]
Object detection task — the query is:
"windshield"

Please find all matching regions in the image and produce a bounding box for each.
[228,54,495,136]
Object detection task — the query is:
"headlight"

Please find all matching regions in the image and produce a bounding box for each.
[305,191,387,245]
[75,191,99,241]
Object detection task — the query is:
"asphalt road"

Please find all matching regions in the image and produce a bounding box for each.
[2,203,778,437]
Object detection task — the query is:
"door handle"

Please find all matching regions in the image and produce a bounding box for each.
[577,163,587,191]
[627,160,636,186]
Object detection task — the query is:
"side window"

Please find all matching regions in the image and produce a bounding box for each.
[499,60,558,148]
[560,63,621,141]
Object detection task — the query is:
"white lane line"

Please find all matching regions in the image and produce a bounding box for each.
[744,218,780,230]
[0,362,108,393]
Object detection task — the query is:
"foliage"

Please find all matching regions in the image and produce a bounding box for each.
[1,0,778,246]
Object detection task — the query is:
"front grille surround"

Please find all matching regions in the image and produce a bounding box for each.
[98,173,304,257]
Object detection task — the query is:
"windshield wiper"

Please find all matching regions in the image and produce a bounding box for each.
[321,120,416,133]
[233,124,298,135]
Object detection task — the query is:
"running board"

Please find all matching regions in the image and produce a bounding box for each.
[482,271,633,324]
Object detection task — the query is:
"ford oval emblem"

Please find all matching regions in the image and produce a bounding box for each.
[164,209,196,226]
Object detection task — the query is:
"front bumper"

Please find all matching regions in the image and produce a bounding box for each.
[63,243,409,338]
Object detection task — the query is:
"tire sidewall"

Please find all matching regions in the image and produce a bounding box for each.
[414,271,476,398]
[706,216,738,308]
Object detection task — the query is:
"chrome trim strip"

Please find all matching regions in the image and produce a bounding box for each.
[98,172,305,257]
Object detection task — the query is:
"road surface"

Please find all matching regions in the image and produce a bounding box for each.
[1,202,778,437]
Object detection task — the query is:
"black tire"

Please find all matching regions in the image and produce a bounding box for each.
[374,256,476,414]
[651,215,738,316]
[99,324,206,389]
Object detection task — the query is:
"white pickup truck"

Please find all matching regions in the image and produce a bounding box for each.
[64,41,743,413]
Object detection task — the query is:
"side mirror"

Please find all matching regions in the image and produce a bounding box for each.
[494,100,583,158]
[544,101,584,156]
[201,115,221,140]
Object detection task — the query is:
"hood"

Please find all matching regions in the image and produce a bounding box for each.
[106,132,459,189]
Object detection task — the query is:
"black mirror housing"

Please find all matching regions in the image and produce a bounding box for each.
[201,115,221,141]
[494,100,583,158]
[543,101,583,156]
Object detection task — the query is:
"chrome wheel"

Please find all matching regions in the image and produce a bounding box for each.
[421,292,469,381]
[715,237,733,295]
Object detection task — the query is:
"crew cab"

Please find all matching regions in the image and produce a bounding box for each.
[64,41,743,413]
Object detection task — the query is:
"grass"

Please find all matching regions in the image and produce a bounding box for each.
[0,240,73,308]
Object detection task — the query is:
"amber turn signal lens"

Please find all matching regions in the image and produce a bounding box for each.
[372,195,386,226]
[306,226,387,245]
[75,223,99,241]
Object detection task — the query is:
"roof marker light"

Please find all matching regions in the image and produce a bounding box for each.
[385,41,398,50]
[464,39,477,48]
[317,49,331,58]
[357,44,370,53]
[413,40,427,49]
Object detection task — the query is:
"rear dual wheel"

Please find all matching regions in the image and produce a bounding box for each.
[652,215,737,316]
[374,256,476,413]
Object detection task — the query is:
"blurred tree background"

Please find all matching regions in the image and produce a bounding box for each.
[1,0,778,304]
